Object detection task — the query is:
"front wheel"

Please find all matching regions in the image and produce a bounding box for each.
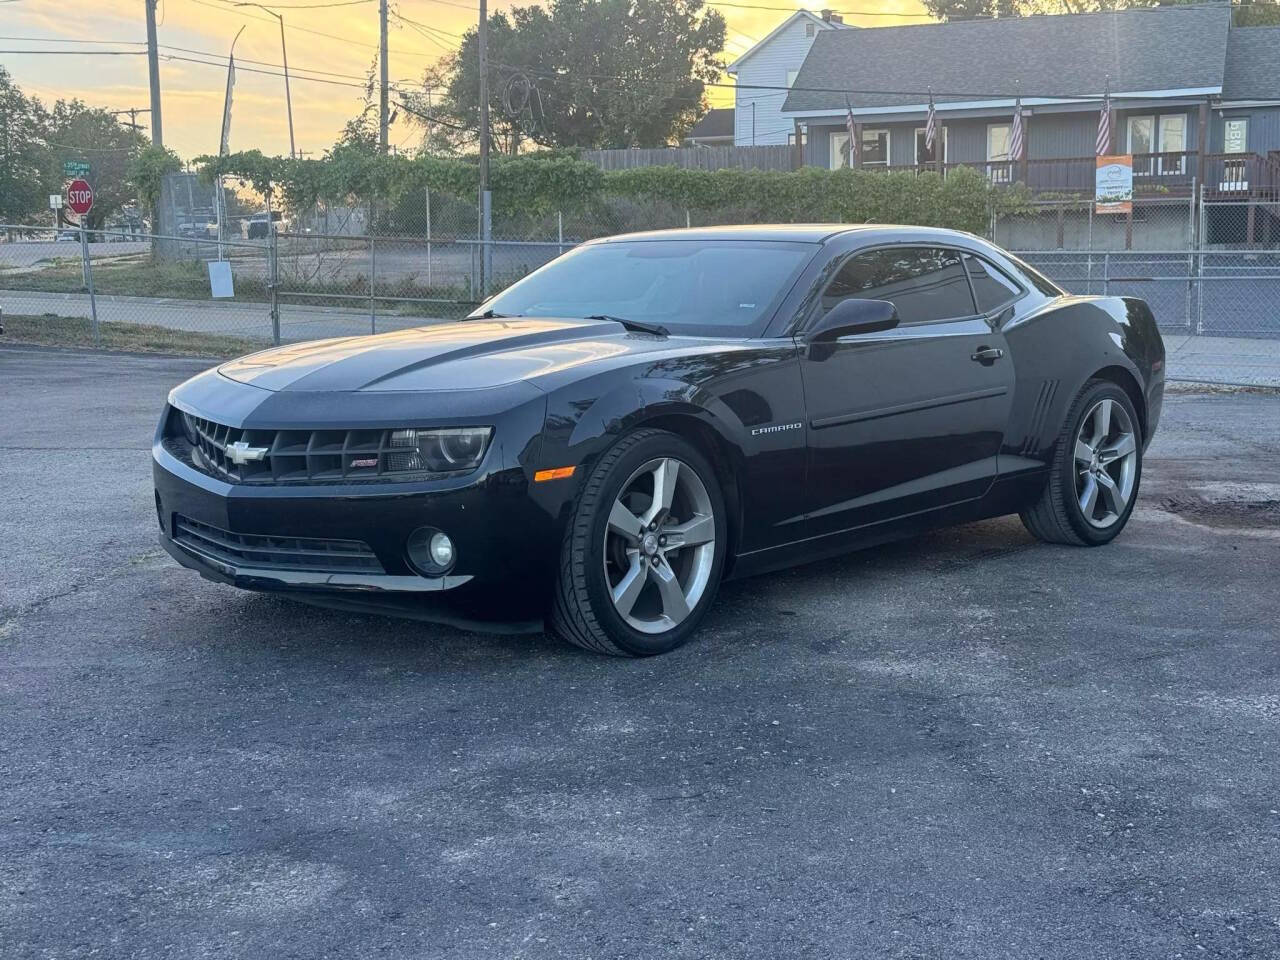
[549,429,727,656]
[1020,379,1143,546]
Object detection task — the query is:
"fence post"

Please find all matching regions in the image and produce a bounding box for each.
[558,210,564,255]
[369,232,376,335]
[1196,184,1205,335]
[480,189,492,297]
[685,209,691,229]
[425,185,432,290]
[1186,180,1196,333]
[1086,203,1094,294]
[1102,251,1110,296]
[268,214,281,346]
[79,223,101,347]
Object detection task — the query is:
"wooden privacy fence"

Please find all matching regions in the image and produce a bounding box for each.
[582,144,796,172]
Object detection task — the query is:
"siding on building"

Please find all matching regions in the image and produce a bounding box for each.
[804,104,1219,170]
[1210,104,1280,153]
[732,14,842,148]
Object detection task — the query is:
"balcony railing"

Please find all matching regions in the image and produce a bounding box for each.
[861,151,1280,200]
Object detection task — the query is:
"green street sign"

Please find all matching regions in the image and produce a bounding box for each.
[63,160,90,178]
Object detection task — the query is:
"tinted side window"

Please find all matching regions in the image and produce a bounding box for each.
[822,247,976,325]
[964,254,1023,313]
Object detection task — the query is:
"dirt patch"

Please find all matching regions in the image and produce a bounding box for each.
[1160,481,1280,529]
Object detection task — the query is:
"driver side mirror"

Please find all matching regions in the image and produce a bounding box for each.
[807,298,900,343]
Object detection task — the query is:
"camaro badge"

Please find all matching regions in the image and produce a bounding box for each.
[750,422,802,437]
[226,440,269,465]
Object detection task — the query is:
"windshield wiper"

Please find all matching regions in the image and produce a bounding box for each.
[584,314,669,337]
[466,308,515,320]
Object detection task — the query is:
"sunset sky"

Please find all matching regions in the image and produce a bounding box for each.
[2,0,929,160]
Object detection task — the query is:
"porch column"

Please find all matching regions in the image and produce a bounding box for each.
[853,121,863,168]
[793,119,804,170]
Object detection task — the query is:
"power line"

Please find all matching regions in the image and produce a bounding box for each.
[0,49,147,55]
[184,0,442,59]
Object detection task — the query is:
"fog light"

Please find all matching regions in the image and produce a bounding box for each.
[406,526,455,576]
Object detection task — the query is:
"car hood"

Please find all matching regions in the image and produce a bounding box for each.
[217,317,690,393]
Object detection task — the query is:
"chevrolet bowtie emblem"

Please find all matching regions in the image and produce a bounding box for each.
[226,440,269,465]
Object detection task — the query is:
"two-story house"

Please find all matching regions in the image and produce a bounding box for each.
[726,9,851,147]
[780,4,1280,209]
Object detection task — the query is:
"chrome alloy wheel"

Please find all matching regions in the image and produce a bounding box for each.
[1074,397,1138,529]
[603,457,716,635]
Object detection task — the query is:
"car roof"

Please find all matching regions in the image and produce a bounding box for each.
[587,224,981,245]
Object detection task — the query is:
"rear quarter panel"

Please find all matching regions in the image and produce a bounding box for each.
[1001,295,1164,472]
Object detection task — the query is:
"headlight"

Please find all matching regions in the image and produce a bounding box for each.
[386,427,493,474]
[179,410,200,445]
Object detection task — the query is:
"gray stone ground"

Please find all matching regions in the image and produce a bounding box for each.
[2,345,1278,959]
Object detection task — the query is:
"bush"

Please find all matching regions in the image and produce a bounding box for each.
[195,152,996,235]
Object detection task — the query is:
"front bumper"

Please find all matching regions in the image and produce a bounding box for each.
[152,439,561,614]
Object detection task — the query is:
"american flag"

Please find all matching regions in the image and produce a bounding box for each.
[1009,97,1024,162]
[924,89,938,154]
[844,97,858,166]
[1096,80,1112,156]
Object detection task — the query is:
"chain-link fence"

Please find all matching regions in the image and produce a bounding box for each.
[4,189,1280,385]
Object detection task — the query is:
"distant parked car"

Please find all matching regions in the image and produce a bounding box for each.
[246,211,283,239]
[56,229,79,242]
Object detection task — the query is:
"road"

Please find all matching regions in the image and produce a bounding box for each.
[0,238,150,268]
[2,345,1279,959]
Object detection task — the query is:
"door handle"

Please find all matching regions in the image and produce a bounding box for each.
[971,346,1004,364]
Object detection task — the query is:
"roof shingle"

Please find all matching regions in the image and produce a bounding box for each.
[782,5,1234,114]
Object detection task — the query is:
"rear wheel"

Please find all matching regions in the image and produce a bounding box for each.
[1020,379,1143,546]
[549,429,726,656]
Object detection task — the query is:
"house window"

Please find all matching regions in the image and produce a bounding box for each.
[806,22,815,36]
[786,70,799,88]
[1128,115,1155,174]
[986,123,1012,183]
[862,128,889,166]
[1224,118,1248,154]
[830,131,850,169]
[914,126,947,165]
[831,129,890,168]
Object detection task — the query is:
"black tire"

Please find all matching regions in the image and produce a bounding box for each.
[1020,378,1143,546]
[548,428,727,656]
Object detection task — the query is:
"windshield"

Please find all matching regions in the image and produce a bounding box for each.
[474,239,818,336]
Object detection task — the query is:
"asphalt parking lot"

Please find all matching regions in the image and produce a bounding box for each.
[3,345,1279,960]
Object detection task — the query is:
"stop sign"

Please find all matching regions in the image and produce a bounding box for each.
[66,178,94,216]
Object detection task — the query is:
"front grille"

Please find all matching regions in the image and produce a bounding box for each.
[177,412,443,485]
[173,516,384,573]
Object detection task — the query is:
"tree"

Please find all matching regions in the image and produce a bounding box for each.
[0,67,51,226]
[922,0,1279,23]
[127,144,183,222]
[415,0,726,151]
[45,99,149,229]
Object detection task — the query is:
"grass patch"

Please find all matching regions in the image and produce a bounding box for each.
[0,254,477,315]
[2,313,265,358]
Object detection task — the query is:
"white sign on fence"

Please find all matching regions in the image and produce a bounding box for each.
[207,260,235,299]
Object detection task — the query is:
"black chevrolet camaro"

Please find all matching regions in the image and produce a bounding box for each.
[153,225,1164,656]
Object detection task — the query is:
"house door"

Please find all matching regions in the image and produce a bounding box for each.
[914,127,947,167]
[1158,115,1186,175]
[1128,115,1155,174]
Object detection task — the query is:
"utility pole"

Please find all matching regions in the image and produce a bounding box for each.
[379,0,389,152]
[278,13,296,159]
[477,0,491,294]
[145,0,164,146]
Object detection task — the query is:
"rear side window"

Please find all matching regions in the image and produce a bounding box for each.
[964,254,1023,313]
[822,247,977,325]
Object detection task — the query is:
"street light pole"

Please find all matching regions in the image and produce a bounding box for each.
[237,3,297,159]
